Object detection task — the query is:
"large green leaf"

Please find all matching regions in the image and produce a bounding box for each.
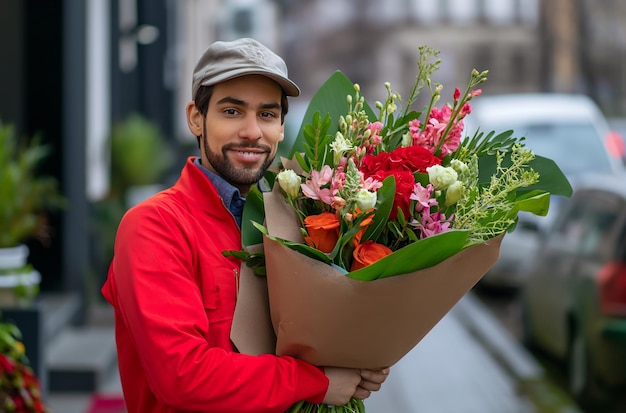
[252,222,332,264]
[523,155,573,197]
[512,190,551,217]
[347,230,470,281]
[477,153,572,198]
[241,186,265,247]
[289,71,377,157]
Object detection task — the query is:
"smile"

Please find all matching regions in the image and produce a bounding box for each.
[228,148,268,163]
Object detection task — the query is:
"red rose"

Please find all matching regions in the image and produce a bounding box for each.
[360,146,441,220]
[388,145,441,173]
[388,170,417,219]
[359,151,391,177]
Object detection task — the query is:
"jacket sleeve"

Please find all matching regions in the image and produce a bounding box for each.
[109,201,329,412]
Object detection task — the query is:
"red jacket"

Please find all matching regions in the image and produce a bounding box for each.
[102,157,328,413]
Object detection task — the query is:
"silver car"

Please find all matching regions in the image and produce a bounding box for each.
[521,172,626,408]
[465,93,624,289]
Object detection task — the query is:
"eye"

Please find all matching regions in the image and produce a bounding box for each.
[223,108,240,116]
[260,111,278,119]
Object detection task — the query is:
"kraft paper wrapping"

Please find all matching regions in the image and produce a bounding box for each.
[230,185,503,368]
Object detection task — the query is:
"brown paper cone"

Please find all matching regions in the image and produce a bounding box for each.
[264,235,502,369]
[230,184,503,369]
[230,244,276,356]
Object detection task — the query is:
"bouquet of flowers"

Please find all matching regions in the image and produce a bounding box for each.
[229,46,571,413]
[0,315,48,413]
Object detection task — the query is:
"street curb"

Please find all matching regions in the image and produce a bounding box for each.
[452,292,544,380]
[453,293,585,412]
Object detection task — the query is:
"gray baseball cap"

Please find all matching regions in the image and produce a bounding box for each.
[191,38,300,99]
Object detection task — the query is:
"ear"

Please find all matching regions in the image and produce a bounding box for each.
[278,125,285,143]
[186,101,203,137]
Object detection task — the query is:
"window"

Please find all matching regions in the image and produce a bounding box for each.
[555,191,621,259]
[578,206,617,258]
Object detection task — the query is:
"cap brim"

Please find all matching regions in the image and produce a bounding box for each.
[201,68,300,97]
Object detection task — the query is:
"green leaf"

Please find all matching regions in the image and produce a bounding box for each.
[362,176,395,242]
[241,186,265,247]
[265,235,333,265]
[512,190,551,217]
[347,230,470,281]
[463,129,523,156]
[289,71,377,157]
[477,153,572,198]
[522,155,573,197]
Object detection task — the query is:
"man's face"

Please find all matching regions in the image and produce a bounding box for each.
[199,75,285,195]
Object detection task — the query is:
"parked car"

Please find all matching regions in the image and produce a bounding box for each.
[608,117,626,163]
[520,172,626,406]
[465,93,624,289]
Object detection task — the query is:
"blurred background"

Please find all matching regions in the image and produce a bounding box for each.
[1,0,626,412]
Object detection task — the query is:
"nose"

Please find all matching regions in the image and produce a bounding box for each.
[238,114,263,141]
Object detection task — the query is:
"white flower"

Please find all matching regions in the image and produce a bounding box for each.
[450,159,469,175]
[355,189,377,211]
[445,180,465,206]
[277,169,301,199]
[400,132,412,147]
[427,165,458,190]
[330,132,354,164]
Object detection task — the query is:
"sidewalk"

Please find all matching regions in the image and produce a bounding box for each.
[46,292,579,413]
[46,305,122,413]
[365,294,538,412]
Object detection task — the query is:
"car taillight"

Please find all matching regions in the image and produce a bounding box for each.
[598,261,626,316]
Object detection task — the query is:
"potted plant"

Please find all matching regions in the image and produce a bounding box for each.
[90,114,174,299]
[0,121,66,306]
[109,113,175,206]
[0,312,49,412]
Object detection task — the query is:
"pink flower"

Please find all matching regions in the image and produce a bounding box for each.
[365,122,384,147]
[361,175,382,191]
[301,165,336,205]
[410,183,437,213]
[331,166,346,193]
[417,211,453,238]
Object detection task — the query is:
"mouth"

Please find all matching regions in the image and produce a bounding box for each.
[227,146,269,164]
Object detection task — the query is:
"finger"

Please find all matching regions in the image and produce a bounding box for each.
[353,385,372,400]
[358,378,382,392]
[359,368,389,384]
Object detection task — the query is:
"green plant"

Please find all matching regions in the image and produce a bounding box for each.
[109,114,175,197]
[0,122,67,249]
[89,114,175,303]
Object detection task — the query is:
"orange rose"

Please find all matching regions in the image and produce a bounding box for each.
[350,240,393,271]
[304,212,340,253]
[353,213,374,247]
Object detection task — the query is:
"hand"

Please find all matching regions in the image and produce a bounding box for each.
[354,368,390,400]
[322,367,390,405]
[321,367,361,406]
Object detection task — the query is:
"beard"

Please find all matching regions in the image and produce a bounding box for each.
[202,125,275,187]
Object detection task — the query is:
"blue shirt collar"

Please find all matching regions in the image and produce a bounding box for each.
[193,157,245,226]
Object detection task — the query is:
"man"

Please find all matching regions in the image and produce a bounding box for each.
[102,38,388,413]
